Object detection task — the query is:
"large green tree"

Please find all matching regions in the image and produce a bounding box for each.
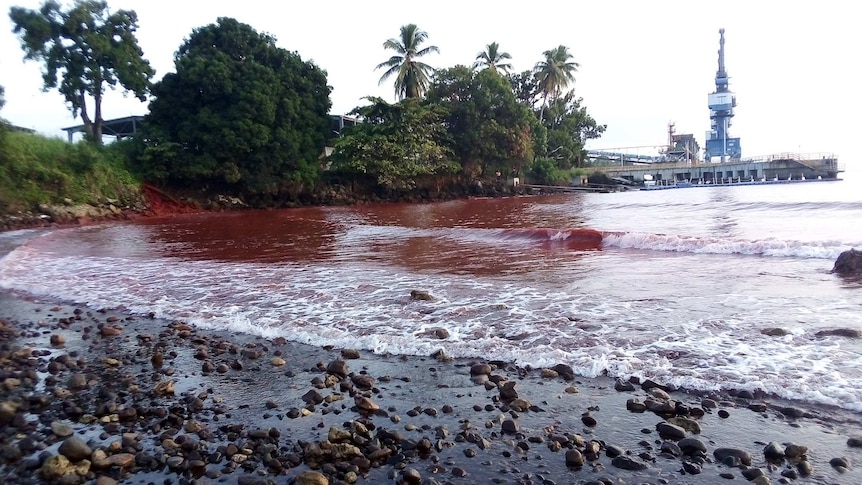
[509,69,542,110]
[534,45,579,121]
[376,24,439,100]
[329,97,456,190]
[143,17,332,196]
[9,0,154,144]
[427,66,538,177]
[472,42,512,74]
[542,91,606,168]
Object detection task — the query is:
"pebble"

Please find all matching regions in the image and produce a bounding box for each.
[58,435,92,462]
[656,422,686,440]
[51,420,74,437]
[714,448,753,466]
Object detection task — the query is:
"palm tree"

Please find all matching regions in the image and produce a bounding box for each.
[534,45,579,121]
[376,24,440,100]
[473,42,512,74]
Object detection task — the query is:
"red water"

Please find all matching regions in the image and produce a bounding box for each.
[132,198,602,266]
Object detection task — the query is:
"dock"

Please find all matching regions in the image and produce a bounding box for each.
[521,184,613,194]
[595,153,842,186]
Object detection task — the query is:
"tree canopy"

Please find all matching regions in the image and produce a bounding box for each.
[376,24,439,100]
[427,66,538,177]
[542,91,606,168]
[329,97,456,190]
[534,45,579,120]
[143,17,332,196]
[8,0,154,144]
[473,42,512,74]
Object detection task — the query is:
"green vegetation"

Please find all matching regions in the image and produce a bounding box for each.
[329,98,456,190]
[142,17,332,198]
[427,66,539,177]
[2,7,608,216]
[9,0,154,144]
[534,45,580,121]
[473,42,513,75]
[376,24,440,100]
[0,131,139,212]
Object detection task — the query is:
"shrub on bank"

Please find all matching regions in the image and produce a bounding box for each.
[0,131,140,212]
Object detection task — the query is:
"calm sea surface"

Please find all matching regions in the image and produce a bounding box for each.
[2,178,861,410]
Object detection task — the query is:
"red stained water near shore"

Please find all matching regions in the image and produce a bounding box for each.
[3,182,862,411]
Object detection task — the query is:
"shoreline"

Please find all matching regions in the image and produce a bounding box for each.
[2,290,862,484]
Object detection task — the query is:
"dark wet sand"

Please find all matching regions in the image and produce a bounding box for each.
[1,290,861,484]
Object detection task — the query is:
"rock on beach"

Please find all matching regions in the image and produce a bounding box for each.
[0,295,860,485]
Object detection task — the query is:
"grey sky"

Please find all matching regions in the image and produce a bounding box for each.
[0,0,856,165]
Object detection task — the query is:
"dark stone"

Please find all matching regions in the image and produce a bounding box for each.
[409,290,434,301]
[779,406,805,418]
[656,422,686,440]
[614,379,635,392]
[761,327,790,337]
[326,359,348,377]
[660,441,681,457]
[848,437,862,448]
[499,381,518,401]
[565,449,584,467]
[351,374,375,390]
[832,248,862,275]
[714,448,752,466]
[301,390,324,405]
[341,349,361,359]
[581,413,597,427]
[784,443,808,459]
[399,467,422,485]
[678,437,707,455]
[682,460,702,474]
[626,399,646,413]
[605,445,624,458]
[641,379,669,392]
[58,435,92,462]
[830,456,850,469]
[551,364,575,381]
[611,455,648,471]
[470,363,492,376]
[763,441,785,460]
[501,419,518,435]
[815,328,862,338]
[741,467,765,480]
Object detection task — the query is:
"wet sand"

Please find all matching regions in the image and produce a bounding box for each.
[1,290,861,484]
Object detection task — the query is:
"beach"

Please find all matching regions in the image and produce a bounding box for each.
[2,289,862,484]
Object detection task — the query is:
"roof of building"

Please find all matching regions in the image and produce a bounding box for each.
[61,115,144,138]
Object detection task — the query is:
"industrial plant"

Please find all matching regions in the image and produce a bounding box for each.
[589,29,842,188]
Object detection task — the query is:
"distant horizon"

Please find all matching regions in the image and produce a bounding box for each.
[1,0,856,166]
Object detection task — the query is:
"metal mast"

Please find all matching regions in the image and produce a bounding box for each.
[705,28,741,161]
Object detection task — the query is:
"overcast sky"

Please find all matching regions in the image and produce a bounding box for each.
[0,0,856,165]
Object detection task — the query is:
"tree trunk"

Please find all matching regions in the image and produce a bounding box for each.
[538,92,548,122]
[93,89,103,144]
[78,90,94,142]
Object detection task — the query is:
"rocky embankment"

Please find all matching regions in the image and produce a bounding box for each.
[1,293,862,485]
[0,196,150,232]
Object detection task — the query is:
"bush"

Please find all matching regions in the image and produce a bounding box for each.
[0,131,140,212]
[527,157,584,185]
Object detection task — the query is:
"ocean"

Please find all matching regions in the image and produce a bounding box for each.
[2,177,861,412]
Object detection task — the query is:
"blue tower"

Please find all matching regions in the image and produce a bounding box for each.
[705,28,741,161]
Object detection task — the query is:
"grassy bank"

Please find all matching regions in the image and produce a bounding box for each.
[0,130,141,213]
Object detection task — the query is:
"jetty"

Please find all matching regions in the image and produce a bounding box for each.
[595,153,843,187]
